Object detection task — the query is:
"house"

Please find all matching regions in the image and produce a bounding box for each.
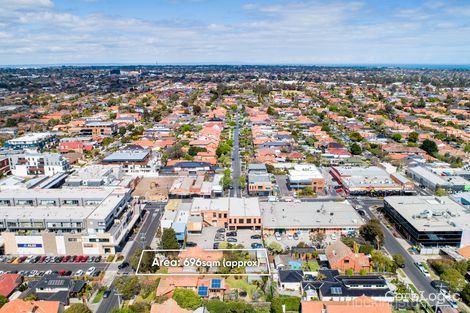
[0,299,62,313]
[29,274,86,305]
[301,295,393,313]
[325,240,370,272]
[278,270,304,291]
[156,276,226,299]
[302,270,393,302]
[0,273,22,297]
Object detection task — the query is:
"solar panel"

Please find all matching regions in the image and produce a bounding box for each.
[211,279,221,289]
[198,286,209,297]
[330,287,342,295]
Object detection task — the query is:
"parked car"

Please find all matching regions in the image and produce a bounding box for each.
[216,228,226,233]
[64,271,72,277]
[94,256,102,263]
[415,262,430,277]
[250,234,261,239]
[58,269,66,276]
[80,256,89,263]
[118,261,129,270]
[226,231,237,237]
[213,243,220,249]
[251,243,263,249]
[74,270,84,277]
[62,256,70,262]
[186,242,197,247]
[287,233,293,240]
[85,267,96,276]
[293,233,299,240]
[227,238,238,243]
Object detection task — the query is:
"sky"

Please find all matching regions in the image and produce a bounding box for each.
[1,0,470,65]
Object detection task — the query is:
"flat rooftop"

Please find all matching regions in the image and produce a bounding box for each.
[384,196,470,232]
[7,132,54,143]
[260,201,363,229]
[191,197,261,217]
[333,166,400,189]
[103,150,149,162]
[408,166,451,186]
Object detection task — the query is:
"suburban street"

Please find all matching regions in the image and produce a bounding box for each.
[96,285,120,313]
[231,112,241,197]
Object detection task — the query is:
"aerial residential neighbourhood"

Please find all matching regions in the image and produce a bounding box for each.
[1,1,470,313]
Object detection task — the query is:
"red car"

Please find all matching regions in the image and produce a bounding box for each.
[74,256,82,263]
[58,269,66,276]
[39,256,47,263]
[80,256,89,263]
[62,256,69,263]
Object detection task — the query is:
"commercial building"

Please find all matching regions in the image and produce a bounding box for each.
[288,164,324,193]
[407,166,470,193]
[260,201,363,236]
[4,132,57,151]
[8,152,70,177]
[247,163,273,196]
[0,186,139,255]
[330,166,404,196]
[103,148,160,174]
[383,196,470,248]
[190,197,262,230]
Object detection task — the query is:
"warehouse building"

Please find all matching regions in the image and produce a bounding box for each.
[330,166,405,196]
[260,201,363,236]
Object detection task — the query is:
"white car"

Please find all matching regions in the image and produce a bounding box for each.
[331,234,337,241]
[74,269,84,277]
[85,267,96,276]
[415,262,430,277]
[275,232,282,241]
[287,233,293,240]
[44,270,53,275]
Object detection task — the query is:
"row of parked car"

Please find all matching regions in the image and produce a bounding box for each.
[0,255,103,264]
[0,267,100,278]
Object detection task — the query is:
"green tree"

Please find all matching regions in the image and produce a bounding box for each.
[434,187,448,197]
[268,241,283,254]
[349,132,363,142]
[64,303,92,313]
[0,295,8,308]
[239,176,246,189]
[350,143,362,155]
[393,254,405,268]
[420,139,438,156]
[172,288,202,310]
[408,131,419,143]
[461,283,470,305]
[391,133,402,142]
[160,228,179,250]
[440,268,465,292]
[115,276,140,300]
[271,296,301,313]
[359,219,384,247]
[5,118,17,127]
[345,269,353,276]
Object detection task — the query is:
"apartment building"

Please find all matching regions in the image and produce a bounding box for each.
[5,132,58,151]
[0,186,139,255]
[79,121,117,138]
[288,164,325,193]
[8,152,70,176]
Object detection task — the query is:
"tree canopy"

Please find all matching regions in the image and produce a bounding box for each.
[172,288,202,310]
[64,303,92,313]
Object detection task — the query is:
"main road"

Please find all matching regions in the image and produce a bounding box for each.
[231,113,241,197]
[349,197,440,307]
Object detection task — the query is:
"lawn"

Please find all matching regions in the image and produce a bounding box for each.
[93,289,106,304]
[226,278,258,297]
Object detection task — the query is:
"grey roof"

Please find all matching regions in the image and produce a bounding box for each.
[103,150,149,162]
[260,201,363,229]
[384,196,470,232]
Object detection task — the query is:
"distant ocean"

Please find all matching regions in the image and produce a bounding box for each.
[1,63,470,70]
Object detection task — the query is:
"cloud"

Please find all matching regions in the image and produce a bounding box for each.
[0,0,469,64]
